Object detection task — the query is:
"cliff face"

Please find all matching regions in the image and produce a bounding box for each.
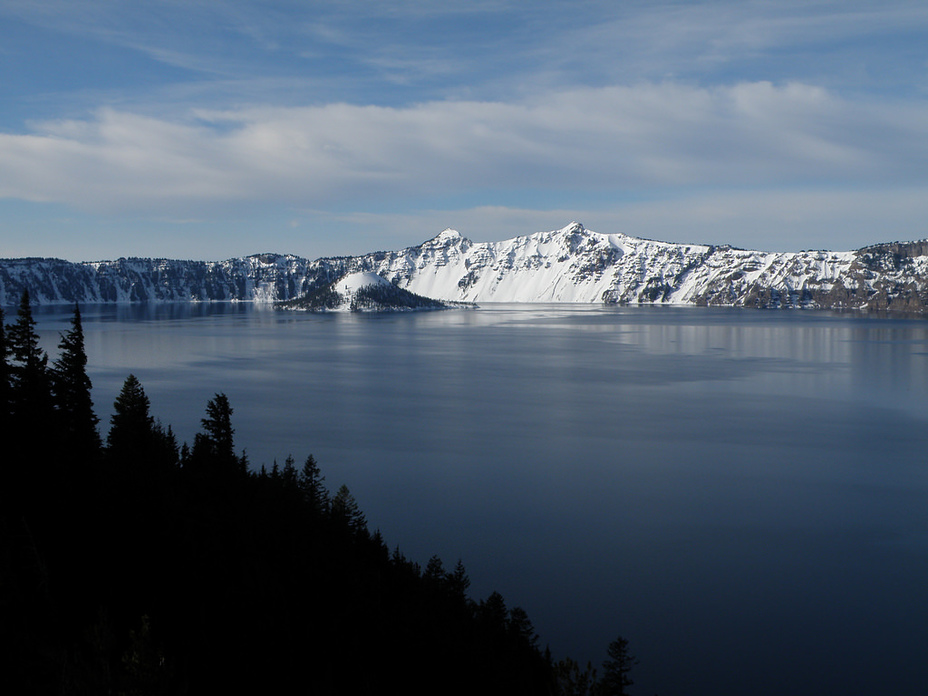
[3,223,928,313]
[0,254,338,306]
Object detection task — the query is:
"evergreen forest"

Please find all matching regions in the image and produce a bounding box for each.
[0,293,636,695]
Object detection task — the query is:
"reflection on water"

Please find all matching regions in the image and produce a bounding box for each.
[31,303,928,696]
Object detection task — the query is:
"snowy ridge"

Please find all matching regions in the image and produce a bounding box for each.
[3,223,928,313]
[343,223,880,309]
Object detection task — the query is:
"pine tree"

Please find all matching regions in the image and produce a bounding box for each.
[0,307,10,437]
[201,393,234,456]
[191,393,240,470]
[424,555,446,586]
[298,454,329,513]
[448,559,471,600]
[8,291,44,365]
[478,591,509,630]
[330,484,367,537]
[7,290,52,427]
[508,606,539,648]
[107,374,154,456]
[599,635,638,696]
[281,454,298,488]
[52,304,101,455]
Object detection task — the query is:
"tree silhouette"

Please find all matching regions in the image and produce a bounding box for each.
[0,306,10,438]
[52,305,101,455]
[330,484,368,537]
[555,657,599,696]
[448,559,471,600]
[508,606,539,648]
[8,291,45,366]
[478,590,509,630]
[7,291,52,429]
[107,374,154,456]
[298,453,328,514]
[191,393,241,474]
[599,635,638,696]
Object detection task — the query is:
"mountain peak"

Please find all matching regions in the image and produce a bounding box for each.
[434,228,463,242]
[421,228,468,248]
[561,222,585,234]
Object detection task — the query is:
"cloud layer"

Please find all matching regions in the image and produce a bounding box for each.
[2,81,926,215]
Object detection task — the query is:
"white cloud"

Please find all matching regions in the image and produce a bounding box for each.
[0,81,925,215]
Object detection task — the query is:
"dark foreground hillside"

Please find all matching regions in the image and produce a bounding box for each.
[0,295,637,695]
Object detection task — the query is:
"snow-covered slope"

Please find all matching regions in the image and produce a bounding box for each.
[333,272,391,298]
[340,222,920,311]
[3,223,928,312]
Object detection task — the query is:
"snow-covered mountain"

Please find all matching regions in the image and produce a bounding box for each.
[3,223,928,312]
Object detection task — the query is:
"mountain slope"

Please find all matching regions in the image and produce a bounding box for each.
[3,223,928,312]
[337,223,924,311]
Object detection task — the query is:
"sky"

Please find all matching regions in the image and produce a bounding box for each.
[1,0,927,261]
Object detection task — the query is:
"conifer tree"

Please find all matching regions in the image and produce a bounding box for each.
[448,559,471,600]
[201,393,234,456]
[598,635,638,696]
[7,290,52,426]
[281,454,298,488]
[8,291,43,364]
[298,454,328,513]
[0,307,10,436]
[330,484,367,537]
[508,606,539,647]
[424,555,446,584]
[52,304,101,454]
[107,374,154,456]
[191,393,241,473]
[478,591,509,629]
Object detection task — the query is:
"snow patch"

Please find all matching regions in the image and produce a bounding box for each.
[333,272,390,297]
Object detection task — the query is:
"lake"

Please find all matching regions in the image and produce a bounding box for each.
[32,302,928,695]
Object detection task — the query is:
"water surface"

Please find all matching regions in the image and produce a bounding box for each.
[35,303,928,695]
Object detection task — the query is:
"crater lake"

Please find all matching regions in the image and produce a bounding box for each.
[30,302,928,696]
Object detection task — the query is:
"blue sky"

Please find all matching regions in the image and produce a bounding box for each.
[1,0,927,261]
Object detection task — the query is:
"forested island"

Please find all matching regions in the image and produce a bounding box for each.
[276,271,459,312]
[1,292,636,695]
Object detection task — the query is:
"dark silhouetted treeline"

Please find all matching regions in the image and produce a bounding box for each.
[1,294,637,695]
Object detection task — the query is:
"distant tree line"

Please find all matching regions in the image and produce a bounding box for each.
[1,291,637,695]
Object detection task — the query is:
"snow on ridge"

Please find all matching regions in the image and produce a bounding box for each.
[4,223,928,312]
[346,222,917,309]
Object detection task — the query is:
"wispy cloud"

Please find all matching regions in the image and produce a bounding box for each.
[1,82,924,213]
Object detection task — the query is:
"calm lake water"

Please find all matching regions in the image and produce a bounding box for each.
[33,303,928,695]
